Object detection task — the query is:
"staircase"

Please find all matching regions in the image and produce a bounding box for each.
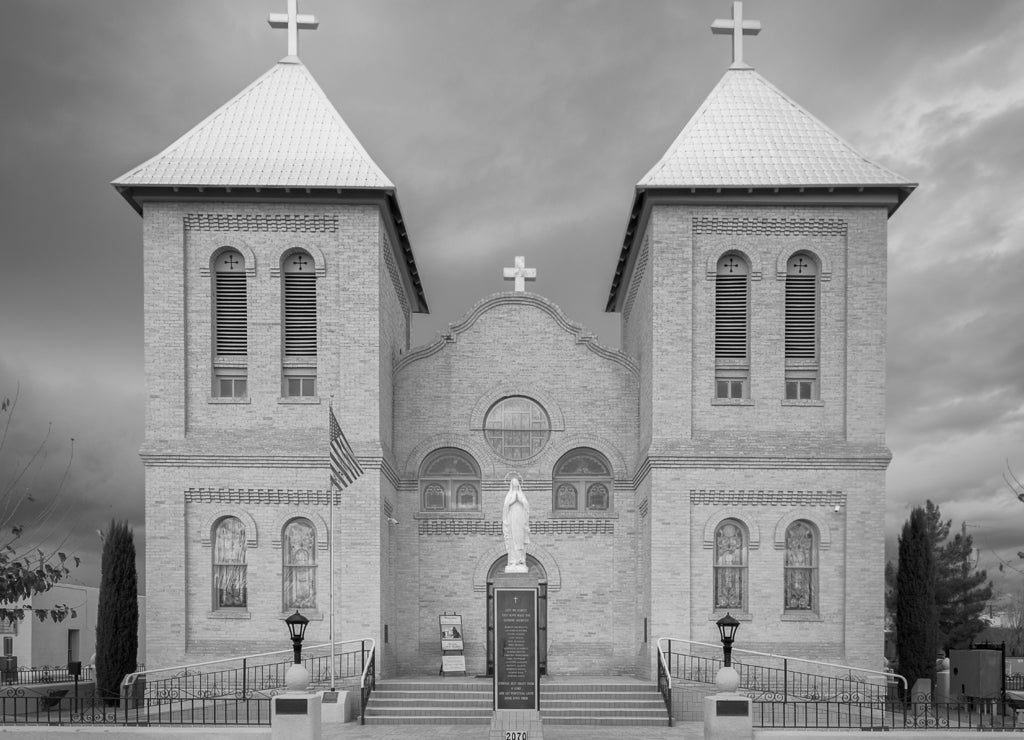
[363,677,669,726]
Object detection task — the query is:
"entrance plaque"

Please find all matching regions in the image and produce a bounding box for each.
[493,587,538,711]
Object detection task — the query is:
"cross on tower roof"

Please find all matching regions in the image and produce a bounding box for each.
[711,1,761,69]
[268,0,319,59]
[503,256,537,293]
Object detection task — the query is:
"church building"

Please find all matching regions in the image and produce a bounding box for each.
[114,3,914,679]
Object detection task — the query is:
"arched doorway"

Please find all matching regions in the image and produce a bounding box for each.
[487,555,547,676]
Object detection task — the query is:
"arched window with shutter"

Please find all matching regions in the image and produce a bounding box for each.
[213,250,248,398]
[715,253,750,399]
[785,253,819,399]
[282,251,317,397]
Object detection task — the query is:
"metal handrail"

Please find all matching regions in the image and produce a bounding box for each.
[122,638,374,695]
[359,641,376,725]
[656,636,907,694]
[656,638,673,725]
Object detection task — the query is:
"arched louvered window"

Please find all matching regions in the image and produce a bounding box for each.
[785,253,819,399]
[419,448,481,512]
[283,518,317,610]
[552,448,613,512]
[714,519,747,611]
[715,254,750,399]
[213,516,247,608]
[282,251,317,397]
[784,520,817,611]
[213,250,248,398]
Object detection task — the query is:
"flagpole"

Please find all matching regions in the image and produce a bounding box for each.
[329,402,336,691]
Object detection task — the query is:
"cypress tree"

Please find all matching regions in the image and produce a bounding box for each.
[896,506,937,695]
[95,520,139,703]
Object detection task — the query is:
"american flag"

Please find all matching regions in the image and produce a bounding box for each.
[329,404,364,490]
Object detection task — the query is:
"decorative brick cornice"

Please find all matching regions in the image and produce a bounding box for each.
[631,453,889,488]
[186,488,336,506]
[185,213,338,233]
[691,489,846,508]
[417,518,613,536]
[693,216,847,237]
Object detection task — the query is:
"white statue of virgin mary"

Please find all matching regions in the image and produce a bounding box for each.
[502,474,530,573]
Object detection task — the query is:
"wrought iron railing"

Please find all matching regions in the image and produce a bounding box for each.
[360,643,375,725]
[752,699,1020,730]
[0,665,95,686]
[656,637,904,703]
[122,639,374,701]
[656,639,673,726]
[0,694,270,726]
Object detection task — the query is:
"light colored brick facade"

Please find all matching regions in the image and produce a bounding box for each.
[122,48,908,682]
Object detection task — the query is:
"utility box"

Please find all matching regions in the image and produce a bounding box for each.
[950,648,1003,699]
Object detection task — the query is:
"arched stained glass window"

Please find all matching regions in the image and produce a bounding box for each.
[484,397,550,460]
[715,254,750,399]
[552,448,612,512]
[213,250,248,398]
[283,518,316,610]
[714,520,746,611]
[213,516,247,608]
[785,253,819,399]
[784,520,817,611]
[419,448,481,512]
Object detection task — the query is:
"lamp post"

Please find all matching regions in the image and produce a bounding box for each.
[286,611,310,665]
[716,612,739,668]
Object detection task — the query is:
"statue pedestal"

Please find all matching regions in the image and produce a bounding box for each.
[491,572,543,740]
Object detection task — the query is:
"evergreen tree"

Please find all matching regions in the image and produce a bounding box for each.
[896,506,937,693]
[95,520,138,703]
[938,522,992,649]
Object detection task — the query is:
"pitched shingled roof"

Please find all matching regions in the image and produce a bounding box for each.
[113,60,392,189]
[640,68,912,189]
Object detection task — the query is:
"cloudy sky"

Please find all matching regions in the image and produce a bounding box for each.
[1,0,1023,604]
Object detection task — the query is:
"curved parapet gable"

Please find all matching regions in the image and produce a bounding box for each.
[395,291,638,377]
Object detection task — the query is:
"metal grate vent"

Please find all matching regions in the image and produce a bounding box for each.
[215,272,247,355]
[284,272,317,356]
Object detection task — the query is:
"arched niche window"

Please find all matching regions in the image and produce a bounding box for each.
[483,396,550,461]
[213,516,247,609]
[552,448,612,512]
[213,250,248,398]
[784,520,817,611]
[283,518,316,610]
[715,254,750,399]
[714,519,747,611]
[785,253,819,400]
[419,448,481,512]
[282,251,317,397]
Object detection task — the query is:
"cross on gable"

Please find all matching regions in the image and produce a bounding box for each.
[268,0,319,59]
[792,257,809,274]
[711,1,761,69]
[503,256,537,293]
[723,256,741,273]
[224,254,240,270]
[291,254,309,271]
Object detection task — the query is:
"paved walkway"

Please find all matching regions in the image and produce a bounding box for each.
[322,722,705,739]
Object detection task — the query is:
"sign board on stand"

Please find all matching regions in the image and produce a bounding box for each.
[439,612,466,676]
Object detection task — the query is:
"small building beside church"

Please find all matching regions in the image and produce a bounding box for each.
[114,3,913,679]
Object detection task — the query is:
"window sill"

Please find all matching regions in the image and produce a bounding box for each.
[708,611,752,622]
[207,609,251,619]
[780,611,823,622]
[549,510,618,519]
[209,396,251,404]
[413,511,485,520]
[711,398,754,406]
[781,399,824,407]
[279,611,323,621]
[278,396,322,405]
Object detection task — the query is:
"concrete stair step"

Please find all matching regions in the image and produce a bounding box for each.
[365,707,493,718]
[364,716,492,726]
